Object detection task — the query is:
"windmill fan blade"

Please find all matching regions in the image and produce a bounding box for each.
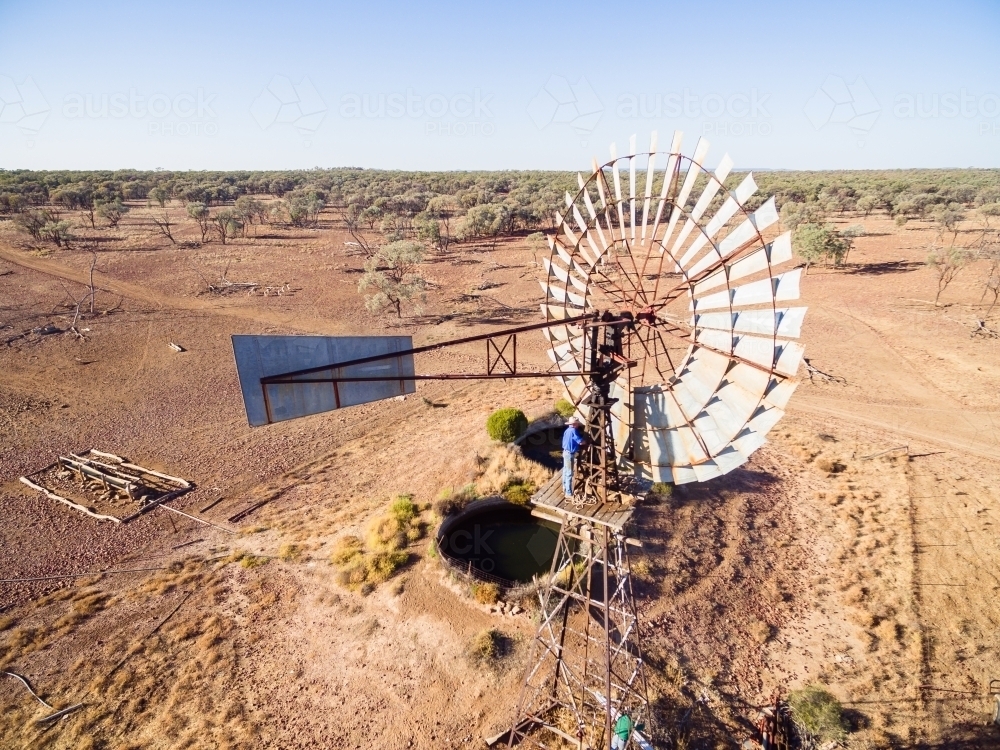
[693,232,793,295]
[695,307,808,338]
[691,269,803,311]
[541,133,806,487]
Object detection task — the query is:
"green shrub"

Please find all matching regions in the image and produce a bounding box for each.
[390,495,417,525]
[554,399,575,418]
[788,686,848,742]
[794,223,850,267]
[502,478,535,506]
[486,408,528,443]
[650,482,673,499]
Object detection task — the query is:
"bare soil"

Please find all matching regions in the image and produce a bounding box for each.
[1,207,999,749]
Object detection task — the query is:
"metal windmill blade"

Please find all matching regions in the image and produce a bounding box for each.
[539,132,806,485]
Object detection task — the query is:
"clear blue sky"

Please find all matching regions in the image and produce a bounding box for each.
[0,0,998,171]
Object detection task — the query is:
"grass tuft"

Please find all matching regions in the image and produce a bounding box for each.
[240,554,268,569]
[788,685,848,742]
[473,582,500,605]
[330,497,422,591]
[501,478,535,506]
[554,399,575,418]
[433,484,479,517]
[470,628,513,668]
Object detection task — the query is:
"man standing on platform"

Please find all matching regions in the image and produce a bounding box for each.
[562,416,586,499]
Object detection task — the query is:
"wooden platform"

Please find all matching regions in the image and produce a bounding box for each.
[529,475,635,532]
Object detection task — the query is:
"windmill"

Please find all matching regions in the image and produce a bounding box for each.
[499,132,805,749]
[231,131,805,749]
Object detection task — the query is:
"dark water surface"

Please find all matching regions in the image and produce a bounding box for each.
[440,505,558,582]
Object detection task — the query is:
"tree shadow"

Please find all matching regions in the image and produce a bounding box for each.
[405,306,538,328]
[845,260,924,275]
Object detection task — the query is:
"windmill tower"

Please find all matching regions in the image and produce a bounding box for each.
[503,132,806,748]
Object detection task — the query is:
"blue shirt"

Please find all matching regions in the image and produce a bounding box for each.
[562,425,584,454]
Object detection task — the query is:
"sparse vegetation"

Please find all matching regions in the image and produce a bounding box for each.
[927,245,972,305]
[359,240,427,318]
[650,481,673,497]
[240,553,269,569]
[630,559,652,581]
[474,443,552,498]
[486,408,528,442]
[433,484,479,517]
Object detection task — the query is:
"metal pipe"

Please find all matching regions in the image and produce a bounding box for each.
[263,371,604,384]
[261,312,598,383]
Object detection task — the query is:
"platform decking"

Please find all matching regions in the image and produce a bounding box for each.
[529,475,635,532]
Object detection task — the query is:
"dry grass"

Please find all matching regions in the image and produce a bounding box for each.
[329,496,424,592]
[506,578,544,613]
[469,628,512,668]
[1,556,263,750]
[473,582,500,605]
[631,558,652,581]
[277,543,302,562]
[474,443,553,497]
[240,554,269,569]
[433,483,479,517]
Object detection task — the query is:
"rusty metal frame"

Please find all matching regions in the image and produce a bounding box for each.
[487,334,517,376]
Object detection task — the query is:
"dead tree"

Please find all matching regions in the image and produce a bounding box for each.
[151,209,176,245]
[927,244,971,306]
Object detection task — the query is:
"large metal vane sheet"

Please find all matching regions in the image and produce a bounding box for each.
[232,335,416,426]
[542,132,806,484]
